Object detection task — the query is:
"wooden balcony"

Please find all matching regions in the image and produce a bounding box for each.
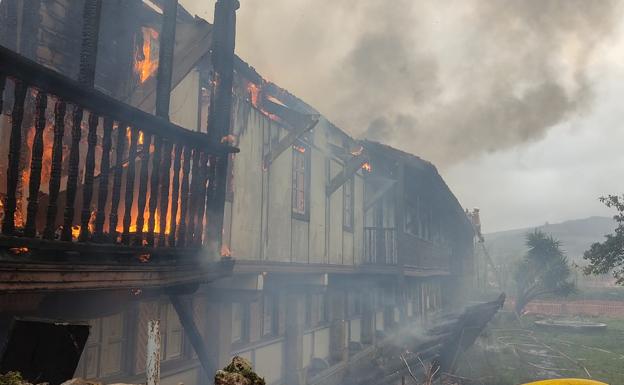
[398,232,451,272]
[0,46,237,291]
[364,227,397,265]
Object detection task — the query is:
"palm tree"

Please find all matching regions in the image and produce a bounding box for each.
[514,230,575,315]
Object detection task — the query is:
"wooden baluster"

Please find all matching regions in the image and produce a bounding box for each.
[186,148,201,244]
[146,137,162,246]
[122,127,138,244]
[43,100,66,239]
[177,147,191,247]
[158,139,172,246]
[108,123,126,238]
[24,91,48,237]
[94,117,113,239]
[168,144,183,247]
[200,155,218,246]
[78,112,99,241]
[24,92,45,235]
[60,104,84,241]
[2,80,27,235]
[193,152,209,246]
[135,132,151,244]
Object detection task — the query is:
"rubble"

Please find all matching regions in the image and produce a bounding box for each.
[215,357,265,385]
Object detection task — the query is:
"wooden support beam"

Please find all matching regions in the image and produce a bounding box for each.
[263,116,319,166]
[326,153,369,197]
[169,294,212,375]
[364,178,396,212]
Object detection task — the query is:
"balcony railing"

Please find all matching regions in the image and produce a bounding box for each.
[399,233,451,271]
[364,227,397,264]
[0,45,237,252]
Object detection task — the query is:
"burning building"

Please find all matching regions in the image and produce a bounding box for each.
[0,1,492,385]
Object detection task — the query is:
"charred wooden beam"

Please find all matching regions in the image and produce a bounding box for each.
[135,133,152,243]
[158,140,173,246]
[109,124,127,237]
[79,112,99,241]
[263,116,319,167]
[205,0,240,256]
[25,91,47,237]
[147,137,162,246]
[262,97,312,128]
[326,154,369,197]
[155,0,178,119]
[2,81,27,235]
[43,100,66,240]
[122,127,139,244]
[94,117,113,239]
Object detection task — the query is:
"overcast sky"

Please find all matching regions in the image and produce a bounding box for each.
[181,0,624,232]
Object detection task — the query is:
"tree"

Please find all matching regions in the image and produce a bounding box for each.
[583,195,624,284]
[513,230,575,315]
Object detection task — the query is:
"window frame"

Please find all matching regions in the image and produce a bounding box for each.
[291,140,311,221]
[262,294,278,337]
[231,302,250,346]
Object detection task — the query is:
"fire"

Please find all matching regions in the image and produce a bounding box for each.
[247,82,261,107]
[134,27,159,83]
[245,81,282,123]
[362,162,372,172]
[8,247,29,255]
[220,244,232,257]
[293,144,306,153]
[138,131,144,145]
[221,134,237,144]
[71,225,81,240]
[138,253,151,263]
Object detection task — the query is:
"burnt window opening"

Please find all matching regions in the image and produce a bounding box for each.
[292,140,310,220]
[343,177,354,232]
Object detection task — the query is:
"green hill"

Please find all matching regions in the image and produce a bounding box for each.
[484,216,616,264]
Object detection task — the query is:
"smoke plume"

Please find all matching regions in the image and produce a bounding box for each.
[184,0,621,166]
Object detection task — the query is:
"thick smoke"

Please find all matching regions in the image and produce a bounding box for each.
[184,0,621,166]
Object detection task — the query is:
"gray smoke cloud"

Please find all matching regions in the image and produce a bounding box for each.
[184,0,621,166]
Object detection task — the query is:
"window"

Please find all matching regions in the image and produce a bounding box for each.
[262,295,278,337]
[231,302,249,344]
[75,313,126,379]
[305,293,328,329]
[292,142,309,219]
[343,177,354,231]
[160,303,183,361]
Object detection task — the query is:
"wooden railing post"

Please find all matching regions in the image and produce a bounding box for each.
[43,100,66,239]
[79,112,99,241]
[3,81,27,235]
[109,124,126,238]
[177,147,192,246]
[24,91,48,237]
[158,140,173,246]
[94,117,113,239]
[122,127,138,244]
[168,144,183,246]
[136,133,152,243]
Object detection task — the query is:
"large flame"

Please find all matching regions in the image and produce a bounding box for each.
[134,27,159,84]
[362,162,372,172]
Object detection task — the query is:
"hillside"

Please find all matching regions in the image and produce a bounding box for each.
[484,216,616,263]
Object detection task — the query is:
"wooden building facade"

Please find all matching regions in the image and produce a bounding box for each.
[0,1,475,385]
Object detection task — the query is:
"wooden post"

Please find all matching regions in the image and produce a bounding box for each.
[205,0,240,256]
[24,91,47,237]
[284,292,305,385]
[43,100,66,239]
[146,320,161,385]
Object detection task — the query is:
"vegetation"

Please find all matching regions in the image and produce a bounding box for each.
[584,195,624,284]
[457,315,624,385]
[514,230,575,315]
[0,372,30,385]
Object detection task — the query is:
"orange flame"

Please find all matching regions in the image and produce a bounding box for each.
[362,162,372,172]
[8,247,29,255]
[293,144,306,153]
[221,134,237,144]
[71,225,81,240]
[138,253,151,263]
[134,27,159,83]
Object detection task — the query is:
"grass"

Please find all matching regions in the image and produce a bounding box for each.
[455,314,624,385]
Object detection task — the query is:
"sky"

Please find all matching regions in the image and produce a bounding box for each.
[181,0,624,232]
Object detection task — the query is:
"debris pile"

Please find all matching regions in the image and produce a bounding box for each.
[215,356,265,385]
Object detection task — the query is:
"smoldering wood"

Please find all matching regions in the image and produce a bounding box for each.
[78,112,99,241]
[122,127,139,244]
[3,80,27,235]
[24,91,47,237]
[136,133,152,243]
[158,140,173,246]
[94,117,113,238]
[168,144,183,246]
[147,136,162,246]
[109,123,127,237]
[177,147,192,246]
[43,100,66,240]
